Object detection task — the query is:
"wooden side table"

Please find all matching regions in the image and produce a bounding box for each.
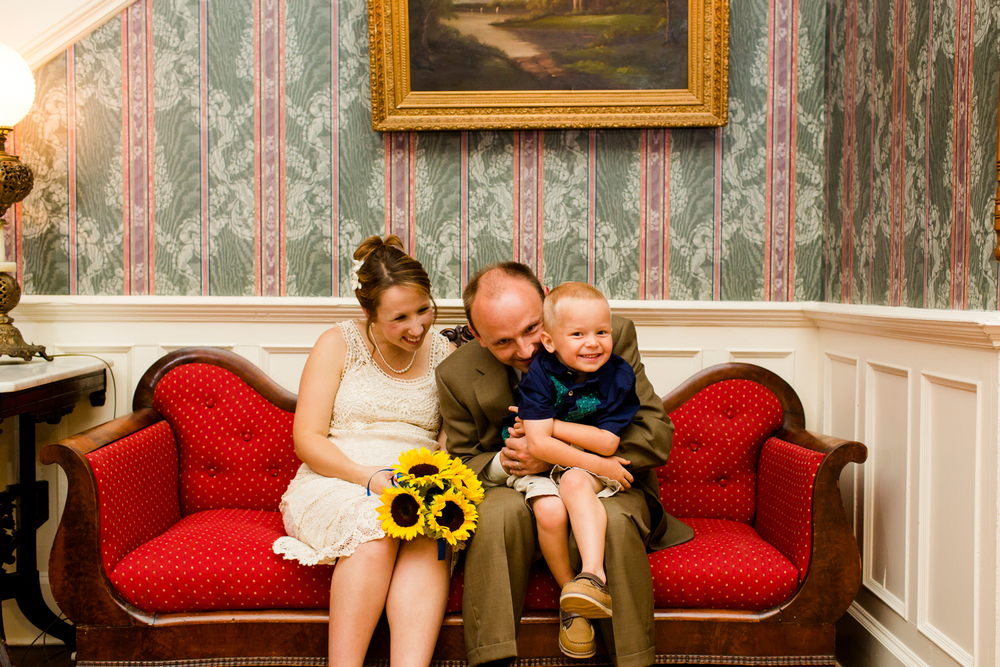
[0,357,108,650]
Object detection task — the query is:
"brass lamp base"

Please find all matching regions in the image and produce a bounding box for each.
[0,271,51,361]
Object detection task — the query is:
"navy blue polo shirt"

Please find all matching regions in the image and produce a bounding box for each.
[518,349,640,436]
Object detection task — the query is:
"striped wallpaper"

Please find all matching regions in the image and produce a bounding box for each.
[826,0,999,309]
[10,0,999,309]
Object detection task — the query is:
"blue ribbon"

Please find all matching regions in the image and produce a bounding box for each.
[366,468,397,496]
[368,469,447,561]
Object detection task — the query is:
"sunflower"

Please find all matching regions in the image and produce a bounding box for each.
[395,448,452,489]
[445,459,485,504]
[425,488,479,546]
[378,485,426,540]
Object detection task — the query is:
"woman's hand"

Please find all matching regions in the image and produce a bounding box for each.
[597,455,633,489]
[365,468,396,495]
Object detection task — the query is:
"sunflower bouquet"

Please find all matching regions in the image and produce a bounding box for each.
[377,448,485,548]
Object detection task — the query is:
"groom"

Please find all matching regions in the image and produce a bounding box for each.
[436,262,692,667]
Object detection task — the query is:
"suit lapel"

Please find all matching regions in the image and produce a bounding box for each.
[472,348,516,427]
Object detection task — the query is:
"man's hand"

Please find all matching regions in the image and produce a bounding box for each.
[502,408,552,476]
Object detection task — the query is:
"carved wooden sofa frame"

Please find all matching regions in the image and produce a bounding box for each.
[40,346,866,666]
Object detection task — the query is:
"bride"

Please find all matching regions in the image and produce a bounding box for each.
[274,235,454,667]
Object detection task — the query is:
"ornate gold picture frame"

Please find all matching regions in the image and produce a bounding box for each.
[368,0,729,130]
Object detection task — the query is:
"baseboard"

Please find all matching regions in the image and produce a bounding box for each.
[836,604,920,667]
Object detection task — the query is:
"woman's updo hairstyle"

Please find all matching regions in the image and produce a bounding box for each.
[353,235,435,325]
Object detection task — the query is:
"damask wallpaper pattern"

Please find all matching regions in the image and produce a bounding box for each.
[10,0,999,309]
[825,0,1000,309]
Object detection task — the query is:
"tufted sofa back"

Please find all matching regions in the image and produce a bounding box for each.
[657,379,785,523]
[151,363,301,516]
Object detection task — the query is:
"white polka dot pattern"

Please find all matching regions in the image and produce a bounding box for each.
[754,437,823,582]
[110,509,334,613]
[151,364,299,515]
[88,420,182,578]
[659,380,784,522]
[648,518,799,609]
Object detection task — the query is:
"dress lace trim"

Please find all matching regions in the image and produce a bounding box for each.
[273,321,450,565]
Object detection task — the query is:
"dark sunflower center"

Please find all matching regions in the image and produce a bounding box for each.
[390,494,421,527]
[409,463,440,478]
[438,501,465,531]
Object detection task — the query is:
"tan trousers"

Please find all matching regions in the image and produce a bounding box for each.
[461,485,655,667]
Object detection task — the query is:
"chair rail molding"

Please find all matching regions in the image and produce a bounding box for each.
[15,296,1000,341]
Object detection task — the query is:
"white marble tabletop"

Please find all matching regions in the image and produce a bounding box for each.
[0,356,112,393]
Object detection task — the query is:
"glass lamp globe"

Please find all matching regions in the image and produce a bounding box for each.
[0,40,36,220]
[0,41,34,129]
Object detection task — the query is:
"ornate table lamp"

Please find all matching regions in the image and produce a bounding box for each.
[0,41,50,361]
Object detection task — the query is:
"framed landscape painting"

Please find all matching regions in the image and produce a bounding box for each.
[368,0,729,130]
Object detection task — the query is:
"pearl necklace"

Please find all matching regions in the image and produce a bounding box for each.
[368,323,417,374]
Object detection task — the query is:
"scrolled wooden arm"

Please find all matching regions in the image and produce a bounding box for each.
[776,426,866,624]
[39,408,165,627]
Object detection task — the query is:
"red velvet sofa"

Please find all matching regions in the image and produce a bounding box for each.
[41,346,866,666]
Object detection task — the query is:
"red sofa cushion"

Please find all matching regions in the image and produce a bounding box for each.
[755,437,824,582]
[648,518,799,609]
[110,509,334,613]
[659,380,784,523]
[88,420,182,578]
[152,363,300,515]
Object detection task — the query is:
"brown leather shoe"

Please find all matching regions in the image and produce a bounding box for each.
[559,610,596,659]
[560,572,612,618]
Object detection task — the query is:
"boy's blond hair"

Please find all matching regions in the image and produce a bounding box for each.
[543,282,609,327]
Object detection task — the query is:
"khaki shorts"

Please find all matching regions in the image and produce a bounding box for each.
[506,465,622,504]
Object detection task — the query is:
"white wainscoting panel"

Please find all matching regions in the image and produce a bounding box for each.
[825,352,860,535]
[826,353,860,441]
[819,312,999,667]
[260,346,314,394]
[917,374,979,667]
[727,350,795,388]
[637,348,703,398]
[864,363,911,618]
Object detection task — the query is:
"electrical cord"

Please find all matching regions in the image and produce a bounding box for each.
[16,613,72,667]
[48,354,117,420]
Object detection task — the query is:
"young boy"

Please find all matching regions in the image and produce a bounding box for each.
[504,281,640,659]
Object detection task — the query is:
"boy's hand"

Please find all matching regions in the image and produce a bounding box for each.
[506,414,526,439]
[503,407,552,476]
[598,456,633,489]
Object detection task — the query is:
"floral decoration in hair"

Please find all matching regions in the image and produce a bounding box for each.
[351,258,364,291]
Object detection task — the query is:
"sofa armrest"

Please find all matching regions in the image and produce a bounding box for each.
[40,408,169,626]
[768,426,867,624]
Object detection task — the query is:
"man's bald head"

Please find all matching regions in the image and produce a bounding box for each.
[462,262,544,332]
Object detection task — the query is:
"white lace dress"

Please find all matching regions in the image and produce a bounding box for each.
[273,321,450,566]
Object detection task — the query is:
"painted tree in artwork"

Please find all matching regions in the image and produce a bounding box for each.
[409,0,457,68]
